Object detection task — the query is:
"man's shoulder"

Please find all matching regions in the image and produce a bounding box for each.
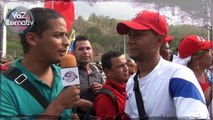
[161,59,184,68]
[102,84,114,91]
[160,59,191,74]
[0,70,23,95]
[96,86,116,102]
[1,73,11,83]
[77,63,99,72]
[89,63,99,72]
[158,60,195,82]
[1,66,20,82]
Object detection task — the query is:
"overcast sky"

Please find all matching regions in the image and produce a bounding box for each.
[73,1,192,25]
[3,1,194,25]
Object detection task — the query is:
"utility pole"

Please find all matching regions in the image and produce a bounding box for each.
[207,1,212,119]
[123,35,126,55]
[207,0,212,40]
[209,0,212,41]
[1,1,7,57]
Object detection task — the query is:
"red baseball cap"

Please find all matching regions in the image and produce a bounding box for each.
[165,36,174,43]
[116,10,168,37]
[178,35,213,58]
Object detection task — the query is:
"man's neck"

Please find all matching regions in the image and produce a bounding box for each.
[188,62,205,74]
[21,55,50,74]
[107,78,125,86]
[137,56,160,78]
[80,63,90,71]
[79,63,90,70]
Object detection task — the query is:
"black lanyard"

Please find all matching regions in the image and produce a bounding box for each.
[133,71,148,120]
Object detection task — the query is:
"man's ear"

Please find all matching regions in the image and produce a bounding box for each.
[104,68,110,77]
[157,35,165,46]
[25,32,38,46]
[192,54,201,62]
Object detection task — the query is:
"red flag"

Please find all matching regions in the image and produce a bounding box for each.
[44,0,75,32]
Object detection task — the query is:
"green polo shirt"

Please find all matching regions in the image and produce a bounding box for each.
[0,59,72,119]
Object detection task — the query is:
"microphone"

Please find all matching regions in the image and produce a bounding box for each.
[60,54,80,115]
[60,54,80,87]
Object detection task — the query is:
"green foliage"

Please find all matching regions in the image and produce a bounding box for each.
[7,41,23,58]
[5,28,23,57]
[168,25,208,53]
[7,28,20,42]
[73,14,124,53]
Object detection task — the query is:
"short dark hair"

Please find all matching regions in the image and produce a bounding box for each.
[19,7,64,54]
[73,35,89,50]
[101,51,123,70]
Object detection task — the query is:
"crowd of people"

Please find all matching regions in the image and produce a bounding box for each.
[0,7,213,120]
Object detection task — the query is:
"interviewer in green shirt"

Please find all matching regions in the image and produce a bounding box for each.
[0,7,81,119]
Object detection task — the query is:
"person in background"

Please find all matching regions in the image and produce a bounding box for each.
[0,55,14,72]
[205,61,213,83]
[72,35,105,119]
[127,58,137,75]
[160,35,174,61]
[94,51,129,119]
[173,35,213,106]
[95,61,106,81]
[0,8,81,119]
[116,10,209,119]
[95,62,103,72]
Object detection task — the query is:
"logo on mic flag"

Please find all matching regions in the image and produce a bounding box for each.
[61,67,80,86]
[63,71,78,82]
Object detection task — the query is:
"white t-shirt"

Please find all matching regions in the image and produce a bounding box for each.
[125,58,209,119]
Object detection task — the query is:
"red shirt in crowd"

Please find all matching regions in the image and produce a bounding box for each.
[0,62,10,71]
[198,76,211,92]
[94,80,127,120]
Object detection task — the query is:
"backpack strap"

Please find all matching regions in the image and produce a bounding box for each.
[98,88,118,114]
[133,71,148,119]
[3,67,49,109]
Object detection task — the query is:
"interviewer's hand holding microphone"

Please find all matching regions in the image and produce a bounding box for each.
[43,55,81,120]
[60,54,81,120]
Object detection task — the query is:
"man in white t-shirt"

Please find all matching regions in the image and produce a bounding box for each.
[116,10,209,119]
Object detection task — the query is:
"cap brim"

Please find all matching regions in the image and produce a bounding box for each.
[200,41,213,50]
[116,21,151,35]
[165,36,174,43]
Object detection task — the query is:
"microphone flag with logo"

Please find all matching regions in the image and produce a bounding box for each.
[60,54,80,87]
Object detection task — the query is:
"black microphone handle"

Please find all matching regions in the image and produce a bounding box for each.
[72,108,77,114]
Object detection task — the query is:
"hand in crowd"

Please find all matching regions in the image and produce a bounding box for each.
[90,82,103,94]
[78,99,93,112]
[71,113,80,120]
